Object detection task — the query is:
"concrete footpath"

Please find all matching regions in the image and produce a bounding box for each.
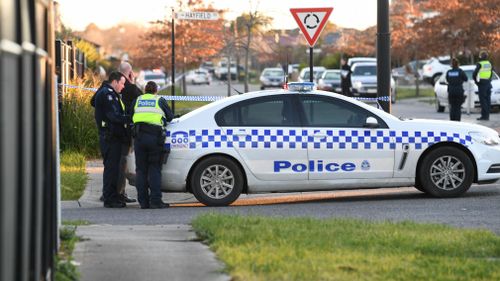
[72,162,229,281]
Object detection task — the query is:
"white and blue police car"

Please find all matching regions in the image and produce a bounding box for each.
[126,82,500,206]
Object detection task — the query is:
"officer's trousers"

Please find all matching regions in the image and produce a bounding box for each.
[99,134,122,204]
[478,82,492,120]
[134,131,164,208]
[448,96,463,121]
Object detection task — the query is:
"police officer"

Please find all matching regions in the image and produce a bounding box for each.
[116,62,143,203]
[473,51,494,121]
[92,72,130,208]
[445,58,468,121]
[340,58,352,97]
[132,81,174,209]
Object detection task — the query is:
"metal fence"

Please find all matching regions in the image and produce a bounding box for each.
[0,0,58,280]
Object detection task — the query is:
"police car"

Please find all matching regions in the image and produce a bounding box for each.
[126,82,500,206]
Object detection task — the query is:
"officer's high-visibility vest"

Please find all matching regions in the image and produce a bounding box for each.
[478,60,492,80]
[133,94,165,126]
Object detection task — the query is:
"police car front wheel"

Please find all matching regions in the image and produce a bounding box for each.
[418,147,474,197]
[190,156,244,206]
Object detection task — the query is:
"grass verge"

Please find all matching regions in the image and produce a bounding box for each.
[60,151,87,200]
[193,214,500,281]
[396,86,434,100]
[55,224,82,281]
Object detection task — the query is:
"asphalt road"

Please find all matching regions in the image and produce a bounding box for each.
[63,86,500,233]
[63,185,500,233]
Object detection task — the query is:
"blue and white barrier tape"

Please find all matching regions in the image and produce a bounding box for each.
[159,95,224,101]
[58,83,391,102]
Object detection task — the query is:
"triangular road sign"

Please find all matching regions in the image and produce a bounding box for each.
[290,7,333,47]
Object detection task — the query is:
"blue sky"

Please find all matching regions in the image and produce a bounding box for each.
[57,0,381,31]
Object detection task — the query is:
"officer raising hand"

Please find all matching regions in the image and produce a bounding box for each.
[92,71,131,208]
[132,81,174,209]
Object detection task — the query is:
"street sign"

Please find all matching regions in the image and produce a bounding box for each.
[290,7,333,47]
[176,11,219,20]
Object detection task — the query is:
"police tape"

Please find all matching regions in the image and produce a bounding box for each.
[58,83,391,102]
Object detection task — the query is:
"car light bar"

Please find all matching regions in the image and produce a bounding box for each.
[287,82,316,92]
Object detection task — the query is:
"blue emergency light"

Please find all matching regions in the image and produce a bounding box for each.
[287,82,316,92]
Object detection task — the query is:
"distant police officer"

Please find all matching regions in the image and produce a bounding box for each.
[473,51,494,121]
[340,58,352,97]
[446,58,468,121]
[92,72,130,208]
[132,81,174,209]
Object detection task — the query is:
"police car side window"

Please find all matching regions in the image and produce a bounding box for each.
[215,96,297,127]
[299,96,387,128]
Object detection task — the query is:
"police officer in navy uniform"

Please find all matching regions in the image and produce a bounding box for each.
[116,62,143,203]
[445,58,468,121]
[473,51,494,121]
[92,72,130,208]
[340,58,352,97]
[132,81,174,209]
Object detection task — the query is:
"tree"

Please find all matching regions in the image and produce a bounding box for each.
[235,8,272,92]
[129,0,225,72]
[412,0,498,60]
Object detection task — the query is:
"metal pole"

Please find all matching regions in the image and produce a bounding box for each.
[309,47,313,82]
[377,0,391,113]
[171,7,175,114]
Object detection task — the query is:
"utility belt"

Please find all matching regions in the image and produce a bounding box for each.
[133,122,170,164]
[134,122,163,135]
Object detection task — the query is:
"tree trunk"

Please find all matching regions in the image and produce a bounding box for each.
[244,25,251,93]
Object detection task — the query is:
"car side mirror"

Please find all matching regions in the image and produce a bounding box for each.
[364,117,379,128]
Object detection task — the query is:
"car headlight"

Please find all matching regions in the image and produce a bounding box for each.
[353,81,363,89]
[469,132,500,146]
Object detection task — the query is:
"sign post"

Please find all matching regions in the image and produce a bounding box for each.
[290,7,333,82]
[171,11,219,114]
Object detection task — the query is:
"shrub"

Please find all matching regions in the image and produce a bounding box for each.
[60,72,101,157]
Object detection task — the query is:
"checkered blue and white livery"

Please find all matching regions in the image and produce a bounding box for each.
[166,129,473,150]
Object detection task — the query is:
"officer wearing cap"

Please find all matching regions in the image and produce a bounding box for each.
[92,71,130,208]
[445,58,468,121]
[473,51,494,121]
[132,81,174,209]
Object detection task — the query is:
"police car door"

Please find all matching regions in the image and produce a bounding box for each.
[298,95,394,180]
[215,94,307,181]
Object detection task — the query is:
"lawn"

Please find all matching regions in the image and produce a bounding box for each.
[193,214,500,281]
[396,86,435,100]
[60,151,87,200]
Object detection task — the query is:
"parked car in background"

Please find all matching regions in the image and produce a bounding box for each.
[200,61,215,73]
[347,57,376,67]
[298,66,326,83]
[136,69,167,90]
[185,68,211,85]
[434,65,500,112]
[350,62,396,103]
[215,60,237,80]
[259,67,285,90]
[392,59,428,82]
[317,69,341,93]
[422,56,451,85]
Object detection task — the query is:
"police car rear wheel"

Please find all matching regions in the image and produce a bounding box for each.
[419,147,473,197]
[191,156,243,206]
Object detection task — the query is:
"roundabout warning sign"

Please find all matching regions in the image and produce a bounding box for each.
[290,7,333,47]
